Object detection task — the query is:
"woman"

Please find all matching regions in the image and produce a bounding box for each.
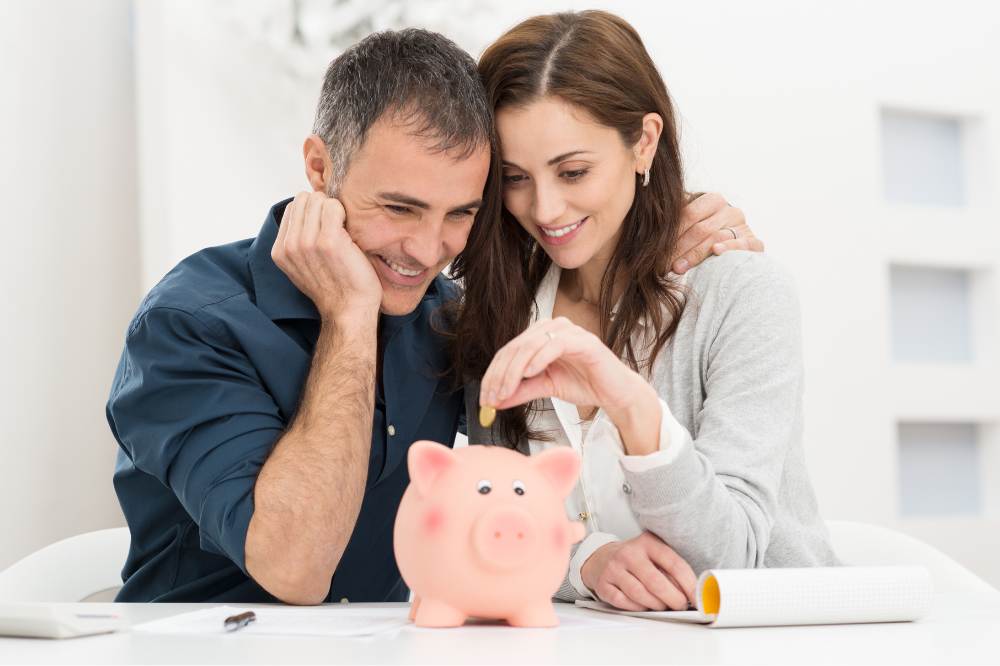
[445,10,838,612]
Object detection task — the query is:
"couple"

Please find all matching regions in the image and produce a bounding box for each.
[107,10,837,611]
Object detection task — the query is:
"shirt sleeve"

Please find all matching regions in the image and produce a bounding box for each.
[567,531,622,599]
[107,306,286,576]
[596,398,689,472]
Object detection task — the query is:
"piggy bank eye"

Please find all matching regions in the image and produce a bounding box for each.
[512,480,526,495]
[477,479,492,494]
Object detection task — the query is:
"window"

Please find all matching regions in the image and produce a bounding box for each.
[899,423,980,517]
[891,266,972,362]
[882,110,964,206]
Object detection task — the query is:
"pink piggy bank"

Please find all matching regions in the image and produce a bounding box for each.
[394,440,586,628]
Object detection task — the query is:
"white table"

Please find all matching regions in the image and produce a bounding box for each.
[2,594,999,664]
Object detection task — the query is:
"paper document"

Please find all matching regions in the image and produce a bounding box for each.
[132,605,631,637]
[131,605,411,637]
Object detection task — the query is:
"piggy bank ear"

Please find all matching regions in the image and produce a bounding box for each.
[408,440,458,499]
[530,447,580,499]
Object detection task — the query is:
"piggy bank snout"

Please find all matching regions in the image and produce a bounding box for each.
[472,506,538,570]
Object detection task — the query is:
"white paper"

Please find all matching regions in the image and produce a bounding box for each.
[575,600,713,625]
[131,605,631,637]
[401,612,632,633]
[131,605,411,637]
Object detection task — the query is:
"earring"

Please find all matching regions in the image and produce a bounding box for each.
[642,167,650,188]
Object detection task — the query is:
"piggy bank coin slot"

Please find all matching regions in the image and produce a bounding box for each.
[477,479,492,494]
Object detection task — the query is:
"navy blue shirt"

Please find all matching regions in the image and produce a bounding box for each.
[107,199,465,602]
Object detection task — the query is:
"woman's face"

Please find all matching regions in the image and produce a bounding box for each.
[496,97,640,271]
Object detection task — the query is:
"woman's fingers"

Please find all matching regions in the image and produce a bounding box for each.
[480,318,563,405]
[496,324,564,401]
[629,557,689,611]
[645,537,699,603]
[595,582,645,612]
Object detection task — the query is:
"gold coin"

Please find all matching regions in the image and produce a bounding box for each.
[479,405,496,428]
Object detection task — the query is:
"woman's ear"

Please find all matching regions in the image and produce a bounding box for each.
[633,112,664,175]
[303,134,333,193]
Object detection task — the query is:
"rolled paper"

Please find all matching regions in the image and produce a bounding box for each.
[479,406,496,428]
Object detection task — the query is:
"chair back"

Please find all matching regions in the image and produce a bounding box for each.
[826,520,996,594]
[0,527,131,602]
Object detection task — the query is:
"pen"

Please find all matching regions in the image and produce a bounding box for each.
[224,611,256,632]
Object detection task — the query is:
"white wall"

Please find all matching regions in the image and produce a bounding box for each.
[0,0,138,572]
[133,0,1000,586]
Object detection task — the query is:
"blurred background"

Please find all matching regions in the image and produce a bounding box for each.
[1,0,998,587]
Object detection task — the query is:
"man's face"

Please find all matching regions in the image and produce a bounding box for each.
[335,120,491,316]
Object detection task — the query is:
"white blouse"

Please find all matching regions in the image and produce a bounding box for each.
[526,263,689,598]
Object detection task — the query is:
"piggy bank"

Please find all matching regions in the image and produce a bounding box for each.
[394,440,586,628]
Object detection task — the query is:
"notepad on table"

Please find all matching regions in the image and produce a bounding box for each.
[0,604,128,639]
[576,566,933,628]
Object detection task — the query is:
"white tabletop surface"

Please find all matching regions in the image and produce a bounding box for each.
[2,594,999,664]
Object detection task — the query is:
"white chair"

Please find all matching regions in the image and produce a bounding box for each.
[826,520,996,594]
[0,527,131,602]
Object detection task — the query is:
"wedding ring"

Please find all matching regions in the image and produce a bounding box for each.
[722,226,738,240]
[546,331,556,340]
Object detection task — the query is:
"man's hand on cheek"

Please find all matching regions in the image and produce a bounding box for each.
[670,192,764,274]
[272,191,383,319]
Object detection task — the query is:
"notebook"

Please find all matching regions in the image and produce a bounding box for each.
[0,604,128,639]
[576,566,934,628]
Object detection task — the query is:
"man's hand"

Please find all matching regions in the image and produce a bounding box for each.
[272,191,382,318]
[581,532,698,611]
[671,193,764,274]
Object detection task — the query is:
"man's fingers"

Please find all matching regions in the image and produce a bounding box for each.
[279,192,312,262]
[679,192,728,230]
[711,233,764,256]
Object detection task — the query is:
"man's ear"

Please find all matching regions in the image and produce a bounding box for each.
[530,447,581,500]
[303,134,332,193]
[408,441,459,499]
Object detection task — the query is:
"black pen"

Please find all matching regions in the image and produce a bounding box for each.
[224,611,256,632]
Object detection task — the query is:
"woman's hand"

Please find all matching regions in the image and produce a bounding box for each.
[581,532,698,611]
[479,317,662,455]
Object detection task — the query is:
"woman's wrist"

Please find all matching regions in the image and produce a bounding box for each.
[604,377,662,456]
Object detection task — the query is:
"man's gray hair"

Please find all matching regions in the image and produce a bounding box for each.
[313,28,493,196]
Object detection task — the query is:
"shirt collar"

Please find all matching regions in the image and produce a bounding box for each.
[248,198,321,321]
[532,262,689,331]
[248,198,444,323]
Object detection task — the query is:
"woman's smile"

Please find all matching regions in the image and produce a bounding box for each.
[538,217,587,245]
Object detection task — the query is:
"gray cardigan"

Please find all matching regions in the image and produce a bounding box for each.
[466,251,839,599]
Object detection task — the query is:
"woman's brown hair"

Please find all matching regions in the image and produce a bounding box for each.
[441,10,687,448]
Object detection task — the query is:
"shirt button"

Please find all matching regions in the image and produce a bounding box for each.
[622,483,632,495]
[388,425,395,436]
[340,598,349,603]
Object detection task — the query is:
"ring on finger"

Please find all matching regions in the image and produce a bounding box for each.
[546,330,556,341]
[722,226,738,240]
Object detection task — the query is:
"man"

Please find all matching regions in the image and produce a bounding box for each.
[107,28,757,604]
